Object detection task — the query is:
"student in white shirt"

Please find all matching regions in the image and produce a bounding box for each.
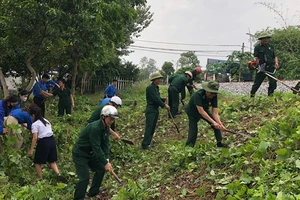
[27,105,65,182]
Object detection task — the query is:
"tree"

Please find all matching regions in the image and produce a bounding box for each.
[160,61,175,79]
[206,62,226,73]
[119,61,140,81]
[139,56,149,69]
[1,0,153,96]
[227,51,253,81]
[178,51,200,68]
[137,57,158,81]
[0,0,57,91]
[255,2,300,80]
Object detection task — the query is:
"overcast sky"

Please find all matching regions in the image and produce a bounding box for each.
[123,0,299,70]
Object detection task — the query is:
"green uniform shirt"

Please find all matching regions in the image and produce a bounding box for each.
[169,74,188,92]
[186,89,218,117]
[146,82,165,109]
[75,120,110,166]
[254,43,276,66]
[87,103,108,123]
[53,88,71,106]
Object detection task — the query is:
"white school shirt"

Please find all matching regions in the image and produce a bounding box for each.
[31,119,53,139]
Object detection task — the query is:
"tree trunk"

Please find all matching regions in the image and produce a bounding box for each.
[0,68,9,98]
[25,55,37,91]
[81,71,88,95]
[71,52,79,96]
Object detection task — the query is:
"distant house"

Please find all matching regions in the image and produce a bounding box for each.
[206,58,253,82]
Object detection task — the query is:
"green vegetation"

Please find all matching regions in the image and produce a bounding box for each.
[0,82,300,199]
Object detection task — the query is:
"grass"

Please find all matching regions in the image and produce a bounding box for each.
[0,81,300,199]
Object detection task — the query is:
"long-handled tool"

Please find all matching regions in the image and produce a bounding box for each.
[224,129,254,139]
[168,110,180,134]
[292,82,300,94]
[253,63,300,94]
[111,170,123,185]
[264,72,300,94]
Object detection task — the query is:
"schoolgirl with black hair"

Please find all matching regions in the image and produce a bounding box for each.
[28,105,65,181]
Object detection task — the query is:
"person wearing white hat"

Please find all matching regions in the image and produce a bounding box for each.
[73,105,118,199]
[87,96,122,140]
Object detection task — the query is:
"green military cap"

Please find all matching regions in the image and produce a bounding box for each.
[258,32,272,40]
[149,72,163,81]
[202,81,220,94]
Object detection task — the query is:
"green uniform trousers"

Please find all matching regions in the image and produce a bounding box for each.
[250,69,277,96]
[187,85,194,96]
[168,86,179,117]
[72,146,106,200]
[186,113,222,147]
[142,107,159,149]
[58,102,72,116]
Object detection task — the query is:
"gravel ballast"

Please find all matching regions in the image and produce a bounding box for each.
[196,80,300,95]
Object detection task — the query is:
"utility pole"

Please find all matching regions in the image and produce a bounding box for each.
[242,42,245,53]
[239,43,245,82]
[246,31,254,52]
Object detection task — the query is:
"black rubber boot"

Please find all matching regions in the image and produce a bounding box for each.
[217,142,228,148]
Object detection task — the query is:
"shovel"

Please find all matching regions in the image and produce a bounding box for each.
[111,170,123,185]
[120,138,134,145]
[224,129,254,139]
[168,110,180,134]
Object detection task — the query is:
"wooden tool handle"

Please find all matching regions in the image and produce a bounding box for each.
[111,170,122,184]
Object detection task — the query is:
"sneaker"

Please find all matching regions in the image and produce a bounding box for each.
[217,142,228,148]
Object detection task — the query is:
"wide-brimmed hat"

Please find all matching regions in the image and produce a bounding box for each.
[258,32,272,40]
[149,72,163,81]
[202,81,220,93]
[184,71,193,78]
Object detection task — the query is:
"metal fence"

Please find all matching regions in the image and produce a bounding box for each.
[81,77,133,94]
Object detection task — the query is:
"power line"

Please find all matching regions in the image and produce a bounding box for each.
[134,39,242,47]
[130,45,237,53]
[128,47,229,58]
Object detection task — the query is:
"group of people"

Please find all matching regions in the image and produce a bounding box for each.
[142,68,227,150]
[2,32,280,199]
[142,32,279,151]
[0,73,76,181]
[72,68,230,199]
[33,73,74,117]
[0,95,64,181]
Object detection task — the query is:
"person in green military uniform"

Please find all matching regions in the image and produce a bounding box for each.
[250,32,279,97]
[51,79,74,116]
[168,71,192,118]
[185,81,228,148]
[87,96,122,140]
[142,72,170,150]
[73,105,118,200]
[186,67,202,96]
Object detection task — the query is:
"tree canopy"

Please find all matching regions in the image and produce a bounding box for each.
[178,51,200,68]
[0,0,152,95]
